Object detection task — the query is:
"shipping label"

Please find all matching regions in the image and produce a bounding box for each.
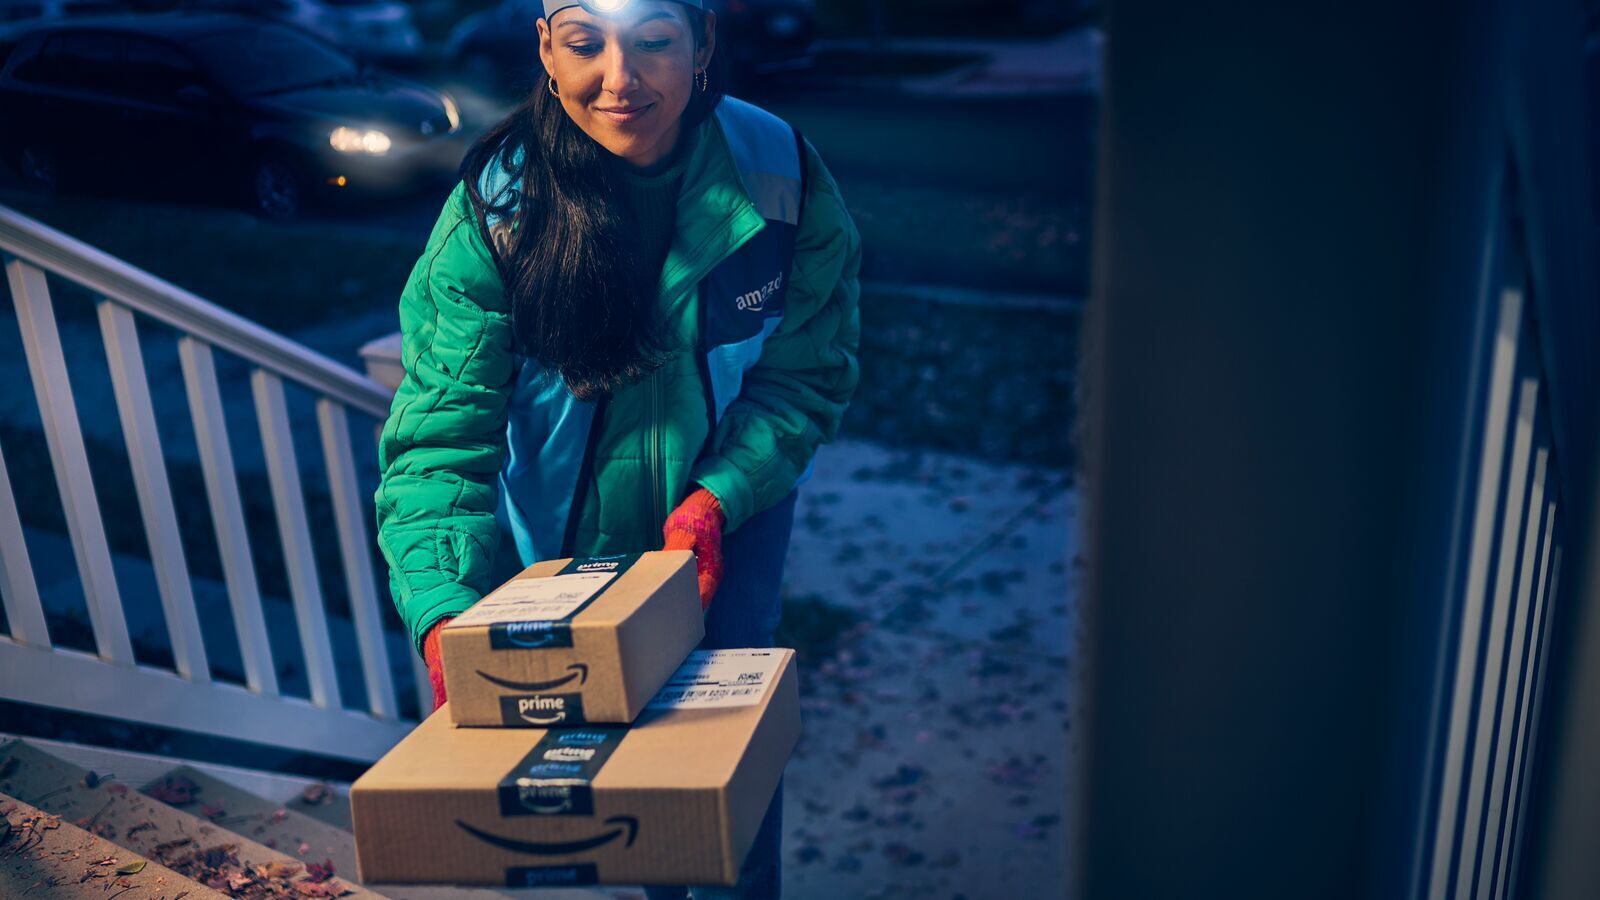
[646,649,787,710]
[447,554,641,650]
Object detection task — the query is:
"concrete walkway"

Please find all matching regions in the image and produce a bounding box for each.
[779,438,1079,898]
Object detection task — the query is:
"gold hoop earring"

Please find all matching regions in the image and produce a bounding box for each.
[547,78,559,98]
[696,69,707,92]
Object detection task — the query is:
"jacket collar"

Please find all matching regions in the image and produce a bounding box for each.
[655,106,767,304]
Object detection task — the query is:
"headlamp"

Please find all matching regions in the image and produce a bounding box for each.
[542,0,703,19]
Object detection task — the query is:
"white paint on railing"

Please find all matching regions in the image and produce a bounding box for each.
[1503,544,1561,899]
[0,636,409,763]
[0,437,48,649]
[1,203,424,764]
[6,256,134,666]
[1475,446,1548,899]
[98,300,211,683]
[1430,285,1523,900]
[252,369,342,711]
[1493,499,1556,900]
[179,337,278,698]
[317,398,397,720]
[1455,375,1539,899]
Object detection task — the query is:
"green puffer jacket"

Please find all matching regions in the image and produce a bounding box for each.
[374,100,862,655]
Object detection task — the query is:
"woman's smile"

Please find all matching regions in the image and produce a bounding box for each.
[595,102,656,124]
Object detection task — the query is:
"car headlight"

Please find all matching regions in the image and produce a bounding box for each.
[441,94,461,133]
[330,126,392,155]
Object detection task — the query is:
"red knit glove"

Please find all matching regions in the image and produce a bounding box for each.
[663,488,725,609]
[422,616,454,712]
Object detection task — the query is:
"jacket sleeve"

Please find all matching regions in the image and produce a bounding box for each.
[689,138,863,532]
[374,181,515,656]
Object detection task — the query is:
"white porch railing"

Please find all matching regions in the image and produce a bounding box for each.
[0,203,427,764]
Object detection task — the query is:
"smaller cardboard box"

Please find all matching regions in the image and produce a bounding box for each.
[352,648,800,888]
[441,551,703,726]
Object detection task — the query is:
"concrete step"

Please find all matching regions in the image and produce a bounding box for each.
[0,788,225,899]
[135,768,636,900]
[0,737,642,899]
[0,737,384,898]
[286,779,356,833]
[140,765,360,880]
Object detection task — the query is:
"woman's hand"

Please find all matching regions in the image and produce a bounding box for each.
[663,488,726,609]
[423,616,455,711]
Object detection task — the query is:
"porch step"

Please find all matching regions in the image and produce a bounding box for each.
[0,789,225,898]
[0,738,385,899]
[0,738,641,899]
[140,766,360,879]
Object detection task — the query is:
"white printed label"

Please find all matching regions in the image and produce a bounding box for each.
[646,649,787,710]
[447,572,617,627]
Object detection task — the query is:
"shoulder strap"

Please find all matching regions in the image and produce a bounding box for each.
[793,126,809,228]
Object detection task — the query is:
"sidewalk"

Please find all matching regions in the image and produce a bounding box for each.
[816,27,1103,98]
[779,438,1079,898]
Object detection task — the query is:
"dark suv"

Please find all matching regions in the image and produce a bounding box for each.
[0,13,468,217]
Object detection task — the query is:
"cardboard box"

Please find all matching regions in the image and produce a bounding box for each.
[441,551,704,726]
[351,648,800,888]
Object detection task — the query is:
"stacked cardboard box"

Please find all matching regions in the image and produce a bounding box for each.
[439,551,705,727]
[351,550,802,888]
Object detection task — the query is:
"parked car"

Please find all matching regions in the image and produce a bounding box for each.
[446,0,813,95]
[0,13,467,218]
[180,0,422,64]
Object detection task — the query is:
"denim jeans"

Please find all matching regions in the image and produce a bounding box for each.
[644,488,798,900]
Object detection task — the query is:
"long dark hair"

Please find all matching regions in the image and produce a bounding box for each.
[459,6,726,402]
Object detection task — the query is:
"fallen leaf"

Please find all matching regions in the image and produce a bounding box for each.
[305,858,335,882]
[293,879,351,898]
[116,860,146,874]
[263,859,302,879]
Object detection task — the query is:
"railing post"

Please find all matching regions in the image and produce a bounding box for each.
[251,369,341,710]
[6,255,133,665]
[178,336,277,697]
[98,299,210,682]
[0,435,49,648]
[317,398,397,720]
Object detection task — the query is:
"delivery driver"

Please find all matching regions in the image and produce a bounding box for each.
[371,0,862,895]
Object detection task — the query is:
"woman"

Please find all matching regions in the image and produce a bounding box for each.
[372,0,861,896]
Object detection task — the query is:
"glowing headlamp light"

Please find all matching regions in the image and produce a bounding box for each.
[542,0,702,18]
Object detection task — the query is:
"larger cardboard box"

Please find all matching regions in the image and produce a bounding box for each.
[351,648,800,888]
[441,550,703,726]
